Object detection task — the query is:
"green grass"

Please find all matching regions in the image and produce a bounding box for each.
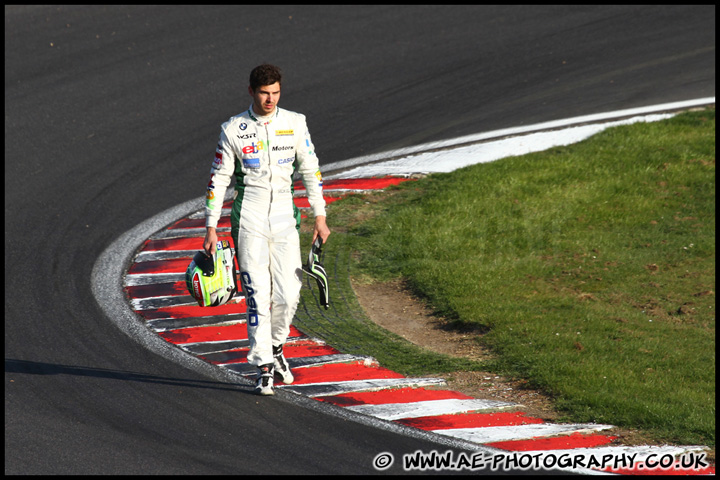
[297,108,715,447]
[294,231,486,377]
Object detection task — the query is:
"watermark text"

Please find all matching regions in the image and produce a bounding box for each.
[372,449,709,472]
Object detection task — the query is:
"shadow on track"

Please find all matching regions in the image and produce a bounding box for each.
[5,358,253,394]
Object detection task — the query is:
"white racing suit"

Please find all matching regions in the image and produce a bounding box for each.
[205,106,326,367]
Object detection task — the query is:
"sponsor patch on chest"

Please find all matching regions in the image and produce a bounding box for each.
[242,157,260,169]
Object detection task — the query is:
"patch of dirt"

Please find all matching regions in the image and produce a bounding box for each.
[350,277,560,422]
[350,276,716,460]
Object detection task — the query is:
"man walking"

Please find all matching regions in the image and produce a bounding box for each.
[204,64,330,395]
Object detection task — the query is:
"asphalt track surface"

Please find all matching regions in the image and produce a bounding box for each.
[5,5,715,475]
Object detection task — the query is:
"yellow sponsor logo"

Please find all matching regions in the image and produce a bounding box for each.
[275,129,294,136]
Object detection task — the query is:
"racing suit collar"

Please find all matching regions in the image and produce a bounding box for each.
[247,104,278,125]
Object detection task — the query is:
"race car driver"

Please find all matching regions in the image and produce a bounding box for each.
[203,64,330,395]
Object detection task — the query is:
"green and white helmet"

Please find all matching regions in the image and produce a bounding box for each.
[185,240,237,307]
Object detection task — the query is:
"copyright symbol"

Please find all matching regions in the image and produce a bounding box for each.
[373,452,394,471]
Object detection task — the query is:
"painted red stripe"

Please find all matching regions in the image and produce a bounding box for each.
[159,323,305,345]
[168,216,231,230]
[293,196,344,209]
[397,411,545,430]
[316,386,474,407]
[291,361,405,385]
[141,237,207,252]
[138,300,246,320]
[201,343,341,365]
[141,235,232,252]
[159,322,249,344]
[486,432,617,451]
[125,281,188,299]
[284,344,341,358]
[294,177,412,192]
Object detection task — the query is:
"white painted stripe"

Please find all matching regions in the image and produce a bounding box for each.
[179,339,249,354]
[148,314,246,332]
[293,188,387,196]
[218,353,369,369]
[282,377,448,397]
[346,398,518,420]
[135,250,196,262]
[287,336,327,346]
[129,294,244,310]
[129,295,199,310]
[178,334,314,356]
[322,97,715,177]
[337,114,676,179]
[179,338,251,349]
[149,227,229,240]
[152,318,244,333]
[434,423,614,444]
[290,354,377,369]
[124,273,185,286]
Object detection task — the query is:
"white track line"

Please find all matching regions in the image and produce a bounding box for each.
[322,97,714,178]
[283,377,448,397]
[436,423,615,444]
[346,398,519,421]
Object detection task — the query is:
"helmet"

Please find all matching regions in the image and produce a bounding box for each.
[185,240,238,307]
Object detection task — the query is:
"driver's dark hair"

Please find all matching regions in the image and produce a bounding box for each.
[249,64,282,91]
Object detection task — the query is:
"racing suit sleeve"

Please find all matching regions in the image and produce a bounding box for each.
[295,115,326,218]
[205,127,235,229]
